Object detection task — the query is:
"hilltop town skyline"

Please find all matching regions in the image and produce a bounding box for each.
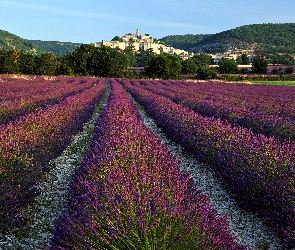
[93,28,257,63]
[94,29,192,57]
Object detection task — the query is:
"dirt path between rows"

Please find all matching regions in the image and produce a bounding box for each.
[134,99,285,250]
[0,90,109,250]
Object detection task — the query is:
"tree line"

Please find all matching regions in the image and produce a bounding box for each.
[0,44,293,80]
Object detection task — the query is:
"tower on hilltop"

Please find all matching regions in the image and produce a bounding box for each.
[136,28,140,37]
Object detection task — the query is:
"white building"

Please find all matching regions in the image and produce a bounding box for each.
[93,29,191,57]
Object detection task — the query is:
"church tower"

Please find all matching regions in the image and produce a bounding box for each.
[136,28,140,37]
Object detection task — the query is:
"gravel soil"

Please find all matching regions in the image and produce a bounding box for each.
[0,87,288,250]
[0,94,107,250]
[135,100,286,250]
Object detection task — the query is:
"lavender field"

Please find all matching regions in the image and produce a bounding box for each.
[0,75,294,249]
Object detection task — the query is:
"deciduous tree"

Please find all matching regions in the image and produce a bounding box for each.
[218,57,239,74]
[36,52,58,76]
[145,53,182,79]
[182,58,197,74]
[252,56,268,74]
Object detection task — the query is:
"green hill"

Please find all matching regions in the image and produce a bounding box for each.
[157,34,212,51]
[0,29,82,55]
[31,40,82,55]
[159,23,295,55]
[0,30,38,53]
[2,23,295,57]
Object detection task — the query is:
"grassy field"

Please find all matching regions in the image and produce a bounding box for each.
[252,80,295,86]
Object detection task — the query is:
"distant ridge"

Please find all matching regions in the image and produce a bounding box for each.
[0,29,82,55]
[159,23,295,55]
[1,23,295,56]
[31,40,82,55]
[0,30,37,52]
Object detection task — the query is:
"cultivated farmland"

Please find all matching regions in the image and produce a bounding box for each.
[0,75,294,249]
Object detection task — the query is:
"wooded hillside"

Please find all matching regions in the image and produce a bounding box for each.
[159,23,295,55]
[1,23,295,56]
[0,29,82,55]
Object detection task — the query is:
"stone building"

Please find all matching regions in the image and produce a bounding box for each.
[93,29,191,57]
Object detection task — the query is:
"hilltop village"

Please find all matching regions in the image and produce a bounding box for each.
[93,29,256,64]
[94,29,193,59]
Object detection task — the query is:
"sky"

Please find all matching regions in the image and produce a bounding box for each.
[0,0,295,44]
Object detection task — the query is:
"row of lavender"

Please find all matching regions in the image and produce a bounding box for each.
[133,79,295,141]
[0,75,96,125]
[156,79,295,118]
[0,78,106,232]
[50,79,246,249]
[0,75,86,101]
[121,79,295,246]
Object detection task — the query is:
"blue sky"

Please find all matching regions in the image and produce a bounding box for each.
[1,0,295,43]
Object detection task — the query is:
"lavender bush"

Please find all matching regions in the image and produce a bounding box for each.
[0,78,106,232]
[0,75,94,125]
[132,79,295,142]
[122,78,295,246]
[51,79,245,249]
